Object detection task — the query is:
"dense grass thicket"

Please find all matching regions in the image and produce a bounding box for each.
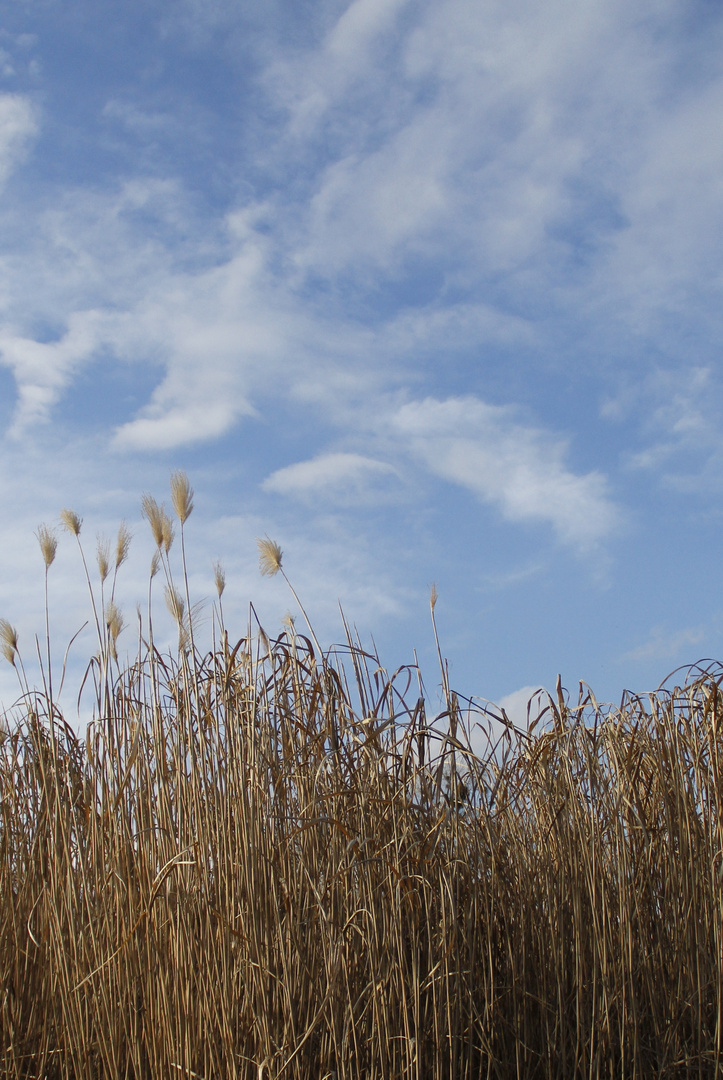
[1,475,722,1079]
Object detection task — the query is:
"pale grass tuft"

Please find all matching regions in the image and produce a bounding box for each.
[141,494,164,548]
[257,536,283,577]
[0,619,18,666]
[96,535,111,584]
[160,508,175,554]
[115,521,132,569]
[150,550,161,579]
[213,560,226,599]
[165,585,185,626]
[36,524,57,569]
[105,600,125,643]
[430,582,438,612]
[170,470,194,525]
[105,601,125,660]
[142,494,175,554]
[59,508,82,537]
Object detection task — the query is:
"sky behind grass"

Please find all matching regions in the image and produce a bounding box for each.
[1,0,723,726]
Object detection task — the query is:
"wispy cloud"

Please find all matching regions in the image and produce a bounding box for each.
[479,561,546,592]
[497,685,548,730]
[391,396,619,550]
[0,94,36,188]
[0,0,721,484]
[0,310,106,436]
[617,366,723,492]
[274,0,666,288]
[624,625,706,664]
[262,452,398,502]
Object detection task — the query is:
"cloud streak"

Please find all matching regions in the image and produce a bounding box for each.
[0,94,36,189]
[262,452,398,501]
[624,625,706,665]
[392,396,619,550]
[1,0,722,480]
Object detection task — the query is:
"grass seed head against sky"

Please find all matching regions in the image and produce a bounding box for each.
[0,0,722,724]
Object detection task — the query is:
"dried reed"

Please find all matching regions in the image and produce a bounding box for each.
[1,478,721,1078]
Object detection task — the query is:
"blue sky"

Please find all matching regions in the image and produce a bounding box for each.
[1,0,723,727]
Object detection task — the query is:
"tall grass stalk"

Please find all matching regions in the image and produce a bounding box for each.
[1,485,722,1078]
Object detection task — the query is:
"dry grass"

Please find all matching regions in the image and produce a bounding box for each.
[1,478,722,1079]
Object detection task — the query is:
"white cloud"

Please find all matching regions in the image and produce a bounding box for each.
[383,301,535,355]
[266,0,413,140]
[107,251,363,450]
[0,310,105,435]
[0,94,36,189]
[113,399,251,451]
[299,126,449,273]
[624,625,706,664]
[262,452,397,500]
[0,180,386,448]
[283,0,649,279]
[103,99,175,136]
[265,0,723,469]
[618,366,723,489]
[392,396,619,550]
[0,0,721,486]
[480,561,545,591]
[497,684,548,730]
[463,685,549,760]
[587,75,723,343]
[327,0,411,64]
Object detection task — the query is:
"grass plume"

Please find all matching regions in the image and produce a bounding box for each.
[35,523,57,569]
[256,535,283,577]
[170,469,194,525]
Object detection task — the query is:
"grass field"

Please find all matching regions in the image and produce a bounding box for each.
[1,475,722,1078]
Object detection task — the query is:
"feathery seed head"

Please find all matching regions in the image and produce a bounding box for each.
[160,508,175,554]
[105,600,125,662]
[141,495,174,553]
[36,524,57,569]
[59,508,82,537]
[141,494,164,548]
[165,585,185,626]
[150,550,161,579]
[170,470,194,525]
[430,583,438,613]
[105,600,125,643]
[213,560,226,599]
[0,619,19,666]
[96,535,111,584]
[257,537,283,577]
[115,521,132,569]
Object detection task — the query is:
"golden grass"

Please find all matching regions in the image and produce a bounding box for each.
[1,478,722,1078]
